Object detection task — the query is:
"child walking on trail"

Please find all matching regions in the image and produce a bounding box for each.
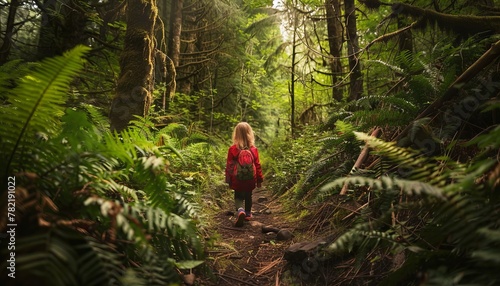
[225,122,263,227]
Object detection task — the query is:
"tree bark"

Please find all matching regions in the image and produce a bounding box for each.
[290,4,298,137]
[0,0,20,65]
[178,8,198,95]
[37,0,88,60]
[163,0,183,110]
[344,0,363,101]
[109,0,158,132]
[325,0,343,101]
[392,3,500,36]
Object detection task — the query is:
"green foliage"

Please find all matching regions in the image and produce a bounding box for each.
[283,120,364,202]
[265,127,324,197]
[319,129,500,285]
[0,47,206,285]
[0,45,90,177]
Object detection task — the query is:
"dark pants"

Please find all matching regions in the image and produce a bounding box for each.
[234,190,252,213]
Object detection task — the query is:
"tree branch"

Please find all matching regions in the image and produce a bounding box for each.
[395,39,500,141]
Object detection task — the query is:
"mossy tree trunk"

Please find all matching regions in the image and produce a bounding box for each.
[109,0,158,132]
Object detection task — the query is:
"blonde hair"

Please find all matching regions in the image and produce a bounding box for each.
[232,122,255,149]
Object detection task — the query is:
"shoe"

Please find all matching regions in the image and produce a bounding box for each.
[245,211,252,221]
[235,208,245,227]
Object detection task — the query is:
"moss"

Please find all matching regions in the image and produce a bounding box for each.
[109,0,158,131]
[393,3,500,37]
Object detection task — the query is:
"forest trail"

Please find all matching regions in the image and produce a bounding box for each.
[200,186,293,286]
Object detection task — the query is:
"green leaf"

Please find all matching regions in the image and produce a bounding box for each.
[173,260,204,270]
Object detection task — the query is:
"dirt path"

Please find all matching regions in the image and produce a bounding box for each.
[200,187,293,286]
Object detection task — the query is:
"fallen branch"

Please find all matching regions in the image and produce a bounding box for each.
[395,39,500,141]
[342,202,369,221]
[255,257,283,276]
[340,127,382,195]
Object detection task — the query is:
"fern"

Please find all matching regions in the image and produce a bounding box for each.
[160,122,189,139]
[80,103,109,133]
[0,46,90,178]
[0,59,30,102]
[355,95,418,114]
[77,237,124,286]
[0,48,207,285]
[2,228,86,286]
[319,127,500,285]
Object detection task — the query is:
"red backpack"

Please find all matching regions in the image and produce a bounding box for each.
[234,148,255,181]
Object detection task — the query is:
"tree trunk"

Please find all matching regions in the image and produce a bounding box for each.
[325,0,343,101]
[290,6,298,137]
[37,0,88,60]
[109,0,158,132]
[37,0,59,59]
[163,0,183,110]
[344,0,363,101]
[178,10,197,95]
[0,0,20,65]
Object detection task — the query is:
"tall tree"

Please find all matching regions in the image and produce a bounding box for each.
[109,0,158,132]
[0,0,20,65]
[37,0,89,59]
[290,1,299,137]
[177,1,198,95]
[325,0,343,101]
[344,0,363,101]
[162,0,183,110]
[168,0,183,71]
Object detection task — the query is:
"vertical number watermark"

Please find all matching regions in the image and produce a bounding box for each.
[6,176,16,279]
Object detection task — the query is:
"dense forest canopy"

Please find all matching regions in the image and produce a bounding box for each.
[1,0,500,285]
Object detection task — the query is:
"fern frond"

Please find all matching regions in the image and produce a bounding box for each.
[173,193,200,218]
[467,125,500,149]
[101,128,160,167]
[80,103,109,132]
[367,96,418,113]
[352,109,413,127]
[366,59,405,74]
[321,176,445,198]
[0,59,30,102]
[159,123,189,139]
[321,110,352,131]
[395,50,424,73]
[77,237,124,286]
[0,45,90,177]
[185,132,217,147]
[2,228,82,286]
[124,117,156,145]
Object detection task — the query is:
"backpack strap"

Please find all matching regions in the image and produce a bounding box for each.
[236,146,254,161]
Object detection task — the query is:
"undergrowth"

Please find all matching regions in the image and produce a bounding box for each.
[0,46,223,285]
